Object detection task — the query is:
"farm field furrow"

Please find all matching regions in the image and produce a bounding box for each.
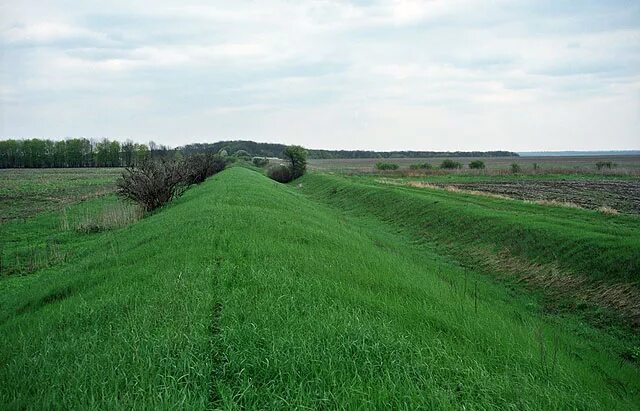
[1,167,639,409]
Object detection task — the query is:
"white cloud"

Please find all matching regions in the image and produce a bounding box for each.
[2,22,110,45]
[0,0,638,150]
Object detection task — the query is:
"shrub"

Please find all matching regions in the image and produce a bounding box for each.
[596,161,615,170]
[409,163,432,170]
[511,163,522,173]
[283,145,308,179]
[252,157,269,167]
[440,159,462,169]
[468,160,485,170]
[266,164,293,183]
[182,154,227,185]
[117,160,187,211]
[117,155,226,211]
[376,162,399,170]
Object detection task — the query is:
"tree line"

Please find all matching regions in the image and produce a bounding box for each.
[0,138,519,168]
[179,140,519,159]
[0,138,173,168]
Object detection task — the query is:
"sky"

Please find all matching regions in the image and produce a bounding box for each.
[1,0,639,151]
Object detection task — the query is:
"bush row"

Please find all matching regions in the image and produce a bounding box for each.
[375,162,399,170]
[377,160,527,173]
[117,154,227,211]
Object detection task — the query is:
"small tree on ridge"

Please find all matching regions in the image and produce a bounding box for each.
[283,145,307,179]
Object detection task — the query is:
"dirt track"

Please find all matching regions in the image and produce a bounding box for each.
[439,180,640,214]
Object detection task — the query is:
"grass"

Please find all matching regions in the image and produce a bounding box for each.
[0,168,121,221]
[298,173,640,329]
[0,195,143,276]
[299,173,640,284]
[1,167,639,409]
[59,200,143,233]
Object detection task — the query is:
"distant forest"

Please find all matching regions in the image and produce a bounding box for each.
[180,141,518,159]
[0,138,518,168]
[0,139,171,168]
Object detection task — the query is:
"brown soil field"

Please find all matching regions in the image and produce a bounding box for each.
[438,180,640,214]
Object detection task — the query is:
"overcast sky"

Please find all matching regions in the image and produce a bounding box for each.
[1,1,638,151]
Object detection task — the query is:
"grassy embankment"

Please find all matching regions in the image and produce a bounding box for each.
[300,173,640,280]
[1,167,639,409]
[300,173,640,325]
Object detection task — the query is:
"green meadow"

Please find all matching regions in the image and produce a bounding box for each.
[1,166,639,409]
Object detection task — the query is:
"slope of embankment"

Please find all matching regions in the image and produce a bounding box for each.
[299,173,640,326]
[1,167,638,409]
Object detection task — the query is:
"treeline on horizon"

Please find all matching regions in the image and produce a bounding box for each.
[0,138,172,168]
[0,138,518,168]
[180,141,519,159]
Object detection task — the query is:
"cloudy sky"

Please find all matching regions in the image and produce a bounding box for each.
[1,1,638,151]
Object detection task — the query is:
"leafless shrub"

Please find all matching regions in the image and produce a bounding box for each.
[182,154,227,185]
[266,164,293,183]
[117,160,188,211]
[117,155,227,211]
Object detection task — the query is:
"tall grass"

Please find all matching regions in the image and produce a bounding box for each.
[299,172,640,328]
[1,168,638,409]
[301,173,640,284]
[60,202,143,233]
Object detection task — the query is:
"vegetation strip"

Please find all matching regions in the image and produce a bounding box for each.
[1,167,639,408]
[300,173,640,327]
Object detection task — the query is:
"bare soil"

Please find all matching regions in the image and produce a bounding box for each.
[438,180,640,213]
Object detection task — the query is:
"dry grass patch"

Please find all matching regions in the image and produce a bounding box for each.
[465,246,640,328]
[597,206,619,215]
[377,179,513,201]
[526,199,583,209]
[60,202,143,233]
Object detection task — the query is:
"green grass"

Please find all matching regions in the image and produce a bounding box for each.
[299,173,640,285]
[0,195,142,276]
[1,167,639,409]
[0,168,121,221]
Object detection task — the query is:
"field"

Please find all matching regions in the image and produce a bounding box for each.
[431,180,640,214]
[372,178,640,214]
[1,161,639,409]
[309,155,640,175]
[316,155,640,215]
[0,168,122,221]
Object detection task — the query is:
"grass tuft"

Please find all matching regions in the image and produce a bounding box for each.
[60,202,143,233]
